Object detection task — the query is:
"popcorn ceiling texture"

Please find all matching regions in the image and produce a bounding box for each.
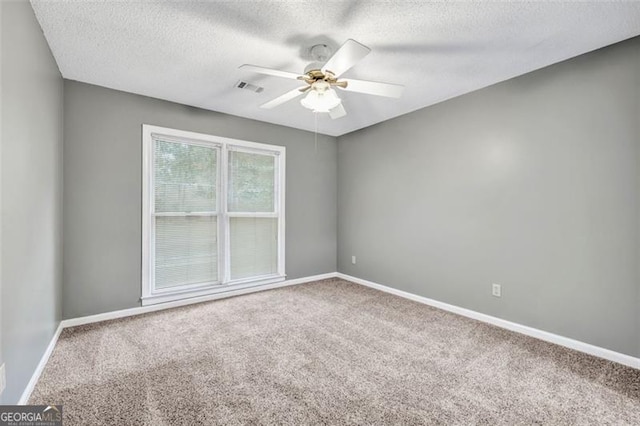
[30,1,640,136]
[30,279,639,425]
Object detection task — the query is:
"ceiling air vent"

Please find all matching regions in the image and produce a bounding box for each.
[235,81,264,93]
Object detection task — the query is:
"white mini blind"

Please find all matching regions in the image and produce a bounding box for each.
[153,139,219,289]
[143,125,285,305]
[228,151,275,213]
[155,216,218,288]
[155,140,217,213]
[228,151,278,280]
[230,217,278,280]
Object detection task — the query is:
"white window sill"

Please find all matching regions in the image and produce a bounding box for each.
[141,275,286,306]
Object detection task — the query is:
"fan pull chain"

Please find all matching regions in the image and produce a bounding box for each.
[314,112,318,154]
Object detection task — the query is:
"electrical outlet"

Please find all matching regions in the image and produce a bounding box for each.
[492,283,502,298]
[351,255,357,265]
[0,363,5,395]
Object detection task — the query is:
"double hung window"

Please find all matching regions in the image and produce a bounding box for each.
[142,125,285,305]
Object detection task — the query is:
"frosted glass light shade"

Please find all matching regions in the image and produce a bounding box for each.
[300,88,341,112]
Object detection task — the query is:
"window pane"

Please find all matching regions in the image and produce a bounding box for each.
[155,216,218,289]
[155,140,217,213]
[230,218,277,280]
[228,151,275,212]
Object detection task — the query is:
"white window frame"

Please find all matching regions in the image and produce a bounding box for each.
[142,124,286,305]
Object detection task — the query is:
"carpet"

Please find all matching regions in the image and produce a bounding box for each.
[30,278,640,425]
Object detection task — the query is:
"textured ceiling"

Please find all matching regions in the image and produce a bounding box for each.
[31,1,640,137]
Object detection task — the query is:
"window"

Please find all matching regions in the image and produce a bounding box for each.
[142,125,285,305]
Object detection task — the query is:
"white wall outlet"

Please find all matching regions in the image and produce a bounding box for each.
[0,363,5,395]
[351,255,357,265]
[492,283,502,298]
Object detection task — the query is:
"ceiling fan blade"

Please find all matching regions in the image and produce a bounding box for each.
[340,78,404,98]
[321,39,371,78]
[260,87,307,109]
[239,64,303,80]
[328,103,347,120]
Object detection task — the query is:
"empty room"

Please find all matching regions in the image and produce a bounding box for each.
[1,0,639,424]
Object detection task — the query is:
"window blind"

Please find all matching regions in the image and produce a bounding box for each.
[154,140,219,289]
[143,124,285,304]
[155,140,217,212]
[230,217,278,280]
[228,151,278,280]
[228,151,275,212]
[155,216,218,288]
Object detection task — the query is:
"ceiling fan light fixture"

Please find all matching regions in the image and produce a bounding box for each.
[300,88,341,113]
[243,38,402,119]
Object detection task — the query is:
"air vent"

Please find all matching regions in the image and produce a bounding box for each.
[235,81,264,93]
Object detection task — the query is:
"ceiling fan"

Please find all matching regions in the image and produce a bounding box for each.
[239,39,404,119]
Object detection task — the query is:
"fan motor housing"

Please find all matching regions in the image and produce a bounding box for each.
[306,69,326,80]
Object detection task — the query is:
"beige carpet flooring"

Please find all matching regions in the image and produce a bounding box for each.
[30,278,639,425]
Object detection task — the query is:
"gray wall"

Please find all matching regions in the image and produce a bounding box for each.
[1,0,64,403]
[0,0,4,373]
[63,81,337,319]
[338,37,640,357]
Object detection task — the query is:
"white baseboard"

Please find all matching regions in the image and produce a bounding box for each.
[20,270,638,404]
[337,273,640,370]
[61,272,338,328]
[18,323,64,405]
[18,272,337,403]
